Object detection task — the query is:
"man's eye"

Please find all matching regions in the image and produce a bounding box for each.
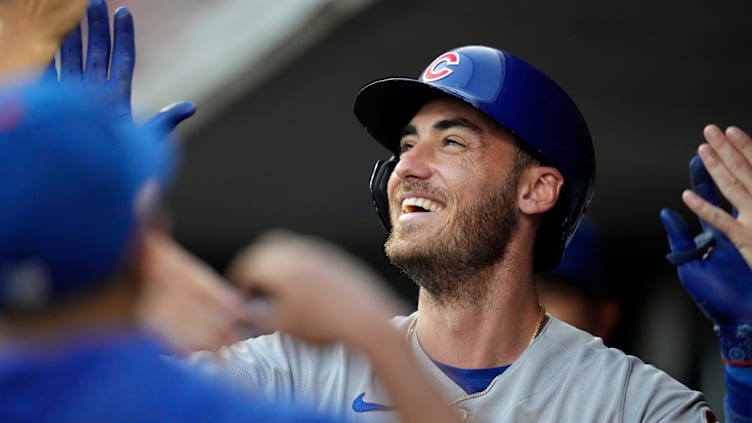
[444,138,463,147]
[400,143,414,154]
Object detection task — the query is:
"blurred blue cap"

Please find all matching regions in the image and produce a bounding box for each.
[540,216,608,297]
[0,81,177,311]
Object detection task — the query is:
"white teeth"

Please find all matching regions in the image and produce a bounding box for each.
[401,197,443,213]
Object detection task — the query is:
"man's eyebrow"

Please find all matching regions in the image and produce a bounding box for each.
[400,124,417,138]
[400,119,481,139]
[434,118,481,134]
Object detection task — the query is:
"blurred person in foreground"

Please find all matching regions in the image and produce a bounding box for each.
[0,3,464,422]
[536,216,620,343]
[0,81,349,422]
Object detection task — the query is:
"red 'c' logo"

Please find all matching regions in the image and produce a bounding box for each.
[422,52,460,82]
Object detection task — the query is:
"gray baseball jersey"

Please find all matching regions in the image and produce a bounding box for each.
[188,313,718,422]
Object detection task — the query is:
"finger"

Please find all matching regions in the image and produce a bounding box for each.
[689,154,723,233]
[660,208,696,252]
[682,189,738,239]
[110,6,135,107]
[698,144,752,215]
[143,101,197,135]
[725,126,752,173]
[703,125,752,198]
[59,25,83,81]
[84,0,111,81]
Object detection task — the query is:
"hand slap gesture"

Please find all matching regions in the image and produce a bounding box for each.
[660,124,752,365]
[45,0,195,133]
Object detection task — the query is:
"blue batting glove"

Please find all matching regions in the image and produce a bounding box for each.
[50,0,195,133]
[143,102,198,135]
[660,155,752,366]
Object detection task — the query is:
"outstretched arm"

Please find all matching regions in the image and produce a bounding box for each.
[661,124,752,422]
[227,230,462,423]
[136,230,249,356]
[0,0,86,78]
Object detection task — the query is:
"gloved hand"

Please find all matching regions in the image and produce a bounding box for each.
[44,0,195,134]
[661,155,752,365]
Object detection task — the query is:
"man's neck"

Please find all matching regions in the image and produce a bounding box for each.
[413,266,543,369]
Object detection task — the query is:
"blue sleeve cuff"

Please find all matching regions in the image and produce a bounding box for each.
[725,367,752,421]
[716,324,752,365]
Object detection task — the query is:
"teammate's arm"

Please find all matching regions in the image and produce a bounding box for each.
[661,124,752,422]
[0,0,86,78]
[228,230,463,423]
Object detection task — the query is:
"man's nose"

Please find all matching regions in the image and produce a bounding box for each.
[392,142,433,181]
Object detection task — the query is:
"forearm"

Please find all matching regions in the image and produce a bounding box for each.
[0,36,56,79]
[352,322,461,423]
[0,0,87,79]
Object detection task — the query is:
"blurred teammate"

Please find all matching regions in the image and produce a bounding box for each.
[44,0,239,355]
[536,216,620,343]
[0,81,345,422]
[25,3,464,422]
[0,1,331,421]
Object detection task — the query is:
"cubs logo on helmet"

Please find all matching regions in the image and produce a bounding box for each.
[421,52,460,82]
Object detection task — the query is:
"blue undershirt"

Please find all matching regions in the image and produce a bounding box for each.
[433,360,510,394]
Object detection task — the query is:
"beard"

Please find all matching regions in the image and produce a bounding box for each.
[384,176,519,307]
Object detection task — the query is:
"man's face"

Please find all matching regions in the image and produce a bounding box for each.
[384,97,523,302]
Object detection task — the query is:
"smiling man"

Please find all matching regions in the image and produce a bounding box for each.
[198,45,724,422]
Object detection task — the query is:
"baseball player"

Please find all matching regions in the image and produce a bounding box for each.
[190,45,734,422]
[0,80,348,422]
[536,216,621,343]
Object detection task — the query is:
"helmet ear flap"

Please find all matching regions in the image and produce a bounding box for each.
[369,156,398,232]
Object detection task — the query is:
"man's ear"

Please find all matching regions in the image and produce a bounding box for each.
[518,166,563,215]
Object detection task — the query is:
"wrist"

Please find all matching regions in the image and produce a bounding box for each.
[715,323,752,366]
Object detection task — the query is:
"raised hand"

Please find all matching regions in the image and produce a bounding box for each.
[48,0,195,133]
[661,124,752,365]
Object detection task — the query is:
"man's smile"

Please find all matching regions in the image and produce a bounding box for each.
[401,197,444,213]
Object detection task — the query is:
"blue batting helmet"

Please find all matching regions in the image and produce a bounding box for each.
[354,45,595,271]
